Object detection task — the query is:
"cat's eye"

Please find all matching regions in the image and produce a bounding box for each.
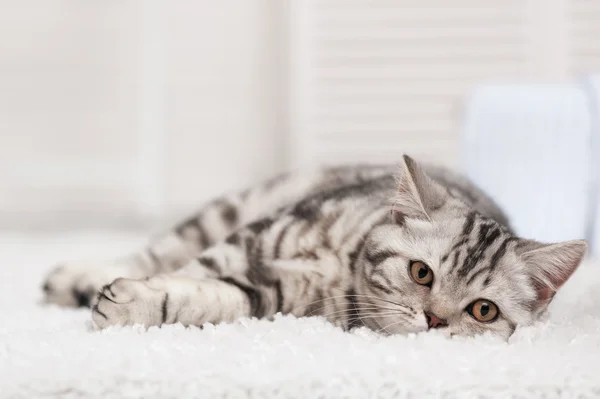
[466,299,499,323]
[409,261,433,286]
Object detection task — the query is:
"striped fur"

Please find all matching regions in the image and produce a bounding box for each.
[43,156,587,339]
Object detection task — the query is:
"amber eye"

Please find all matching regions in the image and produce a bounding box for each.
[409,261,433,286]
[467,299,499,323]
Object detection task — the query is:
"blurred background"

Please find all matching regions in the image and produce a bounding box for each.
[1,1,600,255]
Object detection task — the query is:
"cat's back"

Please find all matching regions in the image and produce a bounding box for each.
[420,164,510,229]
[288,162,510,229]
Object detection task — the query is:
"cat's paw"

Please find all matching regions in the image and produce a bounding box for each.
[92,277,168,329]
[42,262,129,308]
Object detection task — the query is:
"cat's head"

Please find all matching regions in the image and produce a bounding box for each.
[356,155,586,339]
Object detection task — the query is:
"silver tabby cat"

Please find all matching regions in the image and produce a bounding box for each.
[42,155,586,339]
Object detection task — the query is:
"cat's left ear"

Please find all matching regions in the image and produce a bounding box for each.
[517,239,587,305]
[394,155,448,221]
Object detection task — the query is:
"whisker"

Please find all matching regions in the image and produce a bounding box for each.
[328,289,409,308]
[289,292,407,315]
[315,308,406,321]
[376,319,408,335]
[345,311,411,326]
[344,311,409,321]
[369,313,387,332]
[292,294,411,318]
[305,306,370,320]
[287,295,346,315]
[345,294,407,308]
[305,302,411,317]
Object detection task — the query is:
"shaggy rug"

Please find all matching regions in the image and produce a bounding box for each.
[1,231,600,398]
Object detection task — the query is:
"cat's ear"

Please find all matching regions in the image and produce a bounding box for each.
[517,239,587,305]
[393,155,447,221]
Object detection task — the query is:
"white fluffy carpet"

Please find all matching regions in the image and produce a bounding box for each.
[2,232,600,398]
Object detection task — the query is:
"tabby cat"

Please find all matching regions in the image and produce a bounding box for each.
[42,156,586,339]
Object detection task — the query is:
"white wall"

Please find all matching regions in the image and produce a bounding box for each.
[163,1,286,214]
[1,1,600,230]
[0,1,286,229]
[0,1,140,226]
[288,0,600,170]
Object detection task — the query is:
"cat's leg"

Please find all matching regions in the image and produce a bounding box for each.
[42,233,194,307]
[92,275,250,328]
[92,252,350,330]
[41,170,331,307]
[90,219,280,328]
[92,215,356,329]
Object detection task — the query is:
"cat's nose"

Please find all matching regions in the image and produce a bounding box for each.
[424,311,448,329]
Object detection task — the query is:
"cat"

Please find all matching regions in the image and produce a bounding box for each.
[42,155,586,339]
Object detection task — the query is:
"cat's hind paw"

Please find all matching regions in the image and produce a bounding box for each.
[42,262,129,308]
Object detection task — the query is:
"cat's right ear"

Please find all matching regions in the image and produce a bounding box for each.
[516,239,587,307]
[393,155,447,221]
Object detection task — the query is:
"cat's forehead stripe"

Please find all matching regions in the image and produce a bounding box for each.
[462,235,518,287]
[487,236,518,271]
[461,211,477,236]
[443,213,513,282]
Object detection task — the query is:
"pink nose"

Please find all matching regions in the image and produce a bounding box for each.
[425,312,448,329]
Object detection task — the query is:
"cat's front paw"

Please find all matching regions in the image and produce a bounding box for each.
[92,277,168,329]
[42,262,129,308]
